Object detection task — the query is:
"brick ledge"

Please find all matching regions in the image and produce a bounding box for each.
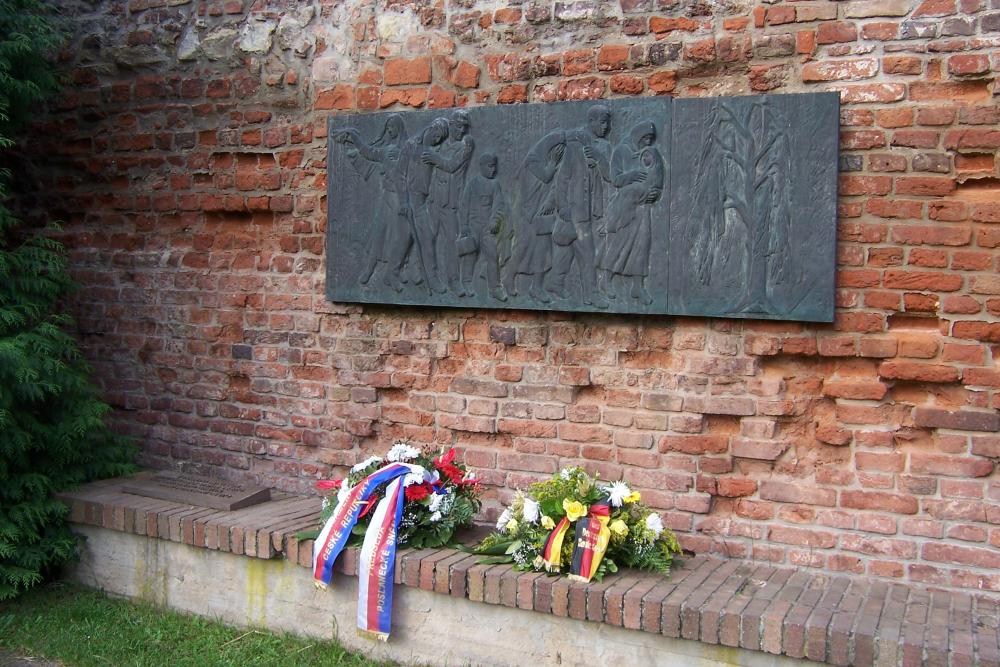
[59,477,1000,667]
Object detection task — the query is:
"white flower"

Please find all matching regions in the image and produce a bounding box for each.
[321,497,331,511]
[351,456,384,473]
[429,492,445,513]
[495,508,511,531]
[430,511,442,522]
[464,471,476,482]
[387,442,420,462]
[606,481,632,508]
[560,468,572,480]
[403,469,429,487]
[336,484,351,505]
[522,497,540,523]
[645,513,664,538]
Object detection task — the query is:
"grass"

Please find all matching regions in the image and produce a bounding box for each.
[0,582,393,667]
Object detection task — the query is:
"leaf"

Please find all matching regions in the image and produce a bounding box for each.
[472,540,514,556]
[294,529,320,541]
[504,540,523,555]
[540,498,561,518]
[476,556,514,565]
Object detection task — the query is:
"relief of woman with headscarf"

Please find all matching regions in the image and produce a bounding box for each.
[600,121,664,305]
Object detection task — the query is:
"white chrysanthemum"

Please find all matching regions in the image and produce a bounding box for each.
[429,492,445,513]
[522,497,540,523]
[351,456,384,473]
[387,442,420,462]
[430,511,442,522]
[606,481,632,508]
[645,513,664,538]
[560,468,572,480]
[403,470,428,487]
[495,508,511,531]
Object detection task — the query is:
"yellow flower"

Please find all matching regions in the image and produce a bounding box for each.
[623,491,641,504]
[505,518,519,533]
[563,499,588,522]
[609,519,629,538]
[541,515,555,530]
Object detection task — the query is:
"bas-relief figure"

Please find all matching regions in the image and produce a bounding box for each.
[326,93,839,323]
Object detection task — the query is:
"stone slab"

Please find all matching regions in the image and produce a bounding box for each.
[121,471,271,511]
[326,93,839,322]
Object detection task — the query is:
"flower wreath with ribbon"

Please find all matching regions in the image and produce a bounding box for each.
[310,443,481,640]
[473,466,682,582]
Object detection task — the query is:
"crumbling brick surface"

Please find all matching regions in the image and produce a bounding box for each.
[35,0,1000,596]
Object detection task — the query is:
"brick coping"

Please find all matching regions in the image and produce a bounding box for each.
[59,477,1000,667]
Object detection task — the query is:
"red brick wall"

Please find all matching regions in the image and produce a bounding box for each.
[39,0,1000,594]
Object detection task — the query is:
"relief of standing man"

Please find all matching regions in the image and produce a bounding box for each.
[457,152,510,301]
[423,110,474,295]
[548,105,612,309]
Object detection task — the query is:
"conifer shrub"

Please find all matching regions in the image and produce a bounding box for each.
[0,0,135,600]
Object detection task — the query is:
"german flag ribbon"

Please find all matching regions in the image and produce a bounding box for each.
[567,501,611,582]
[541,498,612,582]
[312,462,430,640]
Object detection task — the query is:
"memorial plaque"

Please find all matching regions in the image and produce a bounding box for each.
[326,92,839,322]
[122,471,271,511]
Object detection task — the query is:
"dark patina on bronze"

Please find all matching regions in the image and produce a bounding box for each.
[325,93,839,322]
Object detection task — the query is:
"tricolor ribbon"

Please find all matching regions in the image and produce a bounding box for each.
[541,497,612,583]
[312,462,431,641]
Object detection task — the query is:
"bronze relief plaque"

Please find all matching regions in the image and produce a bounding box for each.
[325,92,839,322]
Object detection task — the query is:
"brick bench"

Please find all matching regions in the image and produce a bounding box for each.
[59,477,1000,667]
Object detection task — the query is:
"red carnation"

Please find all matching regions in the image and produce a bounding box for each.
[315,479,342,491]
[405,482,432,502]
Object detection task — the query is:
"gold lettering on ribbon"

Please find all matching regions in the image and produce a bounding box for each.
[375,525,397,614]
[322,491,367,563]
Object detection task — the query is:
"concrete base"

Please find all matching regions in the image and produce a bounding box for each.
[69,525,817,667]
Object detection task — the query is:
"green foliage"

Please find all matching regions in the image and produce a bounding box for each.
[0,0,63,140]
[0,1,134,600]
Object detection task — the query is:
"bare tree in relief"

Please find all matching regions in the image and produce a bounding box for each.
[689,98,798,316]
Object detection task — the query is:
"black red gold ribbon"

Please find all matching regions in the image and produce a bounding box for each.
[541,498,612,582]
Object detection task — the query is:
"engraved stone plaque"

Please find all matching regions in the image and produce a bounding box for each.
[122,471,271,511]
[326,92,839,322]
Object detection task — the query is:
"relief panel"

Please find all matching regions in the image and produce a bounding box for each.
[326,93,838,322]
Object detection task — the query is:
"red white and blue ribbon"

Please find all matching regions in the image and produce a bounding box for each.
[312,462,428,641]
